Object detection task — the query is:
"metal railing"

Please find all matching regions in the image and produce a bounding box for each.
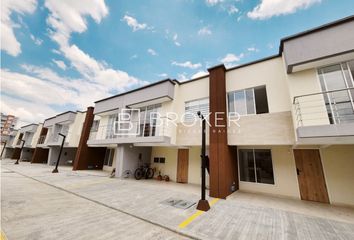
[89,117,174,141]
[293,88,354,127]
[46,126,70,144]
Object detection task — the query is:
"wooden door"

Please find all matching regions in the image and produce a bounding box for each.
[293,149,329,203]
[177,149,189,183]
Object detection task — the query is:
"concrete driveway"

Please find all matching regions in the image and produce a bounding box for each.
[1,159,354,240]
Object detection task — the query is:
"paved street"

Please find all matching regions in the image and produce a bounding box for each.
[1,159,354,240]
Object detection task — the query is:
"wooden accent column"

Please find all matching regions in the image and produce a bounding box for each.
[73,107,106,170]
[31,127,48,164]
[208,64,238,199]
[177,149,189,183]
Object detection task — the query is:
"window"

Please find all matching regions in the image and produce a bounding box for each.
[317,61,354,124]
[184,98,209,122]
[104,148,115,166]
[228,86,268,116]
[91,120,100,132]
[153,157,165,164]
[239,149,274,184]
[137,104,161,137]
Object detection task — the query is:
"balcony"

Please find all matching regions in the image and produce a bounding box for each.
[44,111,76,127]
[293,88,354,142]
[87,117,172,146]
[46,126,70,146]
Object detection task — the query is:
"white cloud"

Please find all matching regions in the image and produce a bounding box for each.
[172,61,202,69]
[205,0,224,6]
[198,26,212,36]
[147,48,157,56]
[173,34,181,46]
[52,59,67,70]
[220,53,244,63]
[1,1,146,125]
[1,0,37,56]
[1,94,57,127]
[247,47,259,52]
[177,73,189,82]
[191,71,208,79]
[247,0,321,20]
[30,34,43,45]
[122,15,148,32]
[267,43,274,49]
[130,54,138,59]
[228,5,239,15]
[157,73,168,78]
[44,0,142,91]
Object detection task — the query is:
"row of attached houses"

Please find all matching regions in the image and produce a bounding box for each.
[3,16,354,207]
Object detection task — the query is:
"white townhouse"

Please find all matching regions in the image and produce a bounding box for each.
[87,15,354,207]
[2,129,18,159]
[32,107,106,170]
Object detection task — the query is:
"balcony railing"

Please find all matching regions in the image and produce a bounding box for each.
[293,88,354,127]
[89,117,173,141]
[46,126,70,144]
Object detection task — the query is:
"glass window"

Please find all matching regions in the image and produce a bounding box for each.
[184,98,209,122]
[255,150,274,184]
[104,148,115,166]
[228,86,268,116]
[239,149,255,182]
[91,120,99,132]
[239,149,274,185]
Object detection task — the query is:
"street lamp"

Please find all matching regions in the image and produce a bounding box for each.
[14,140,25,165]
[52,133,66,173]
[196,111,210,211]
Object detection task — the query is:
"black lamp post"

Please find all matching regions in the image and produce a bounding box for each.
[0,141,7,159]
[52,133,66,173]
[14,140,25,165]
[196,111,210,211]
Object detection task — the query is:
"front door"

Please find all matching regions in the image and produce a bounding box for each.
[293,149,329,203]
[177,149,189,183]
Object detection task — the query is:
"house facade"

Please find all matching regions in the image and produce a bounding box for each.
[2,129,18,159]
[87,16,354,207]
[31,107,106,170]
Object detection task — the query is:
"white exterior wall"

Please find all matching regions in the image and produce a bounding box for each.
[226,57,291,113]
[67,112,86,147]
[284,61,329,129]
[238,146,300,199]
[30,123,42,147]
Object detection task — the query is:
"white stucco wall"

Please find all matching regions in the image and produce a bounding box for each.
[226,57,291,113]
[321,145,354,207]
[67,112,86,147]
[238,146,300,199]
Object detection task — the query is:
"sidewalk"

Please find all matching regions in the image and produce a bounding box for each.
[2,159,354,240]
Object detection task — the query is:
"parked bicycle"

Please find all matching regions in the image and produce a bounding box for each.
[134,163,154,180]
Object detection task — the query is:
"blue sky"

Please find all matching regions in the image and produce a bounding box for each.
[1,0,354,126]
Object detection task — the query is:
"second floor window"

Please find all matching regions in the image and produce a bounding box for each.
[91,120,100,132]
[184,98,209,122]
[228,86,269,116]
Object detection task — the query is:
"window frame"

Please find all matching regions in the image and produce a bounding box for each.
[237,148,275,185]
[184,97,210,122]
[227,85,268,117]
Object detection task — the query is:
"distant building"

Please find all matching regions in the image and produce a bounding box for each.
[1,113,18,137]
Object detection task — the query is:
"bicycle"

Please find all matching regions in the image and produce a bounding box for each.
[134,163,154,180]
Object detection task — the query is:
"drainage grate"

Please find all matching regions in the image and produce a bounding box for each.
[160,198,196,209]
